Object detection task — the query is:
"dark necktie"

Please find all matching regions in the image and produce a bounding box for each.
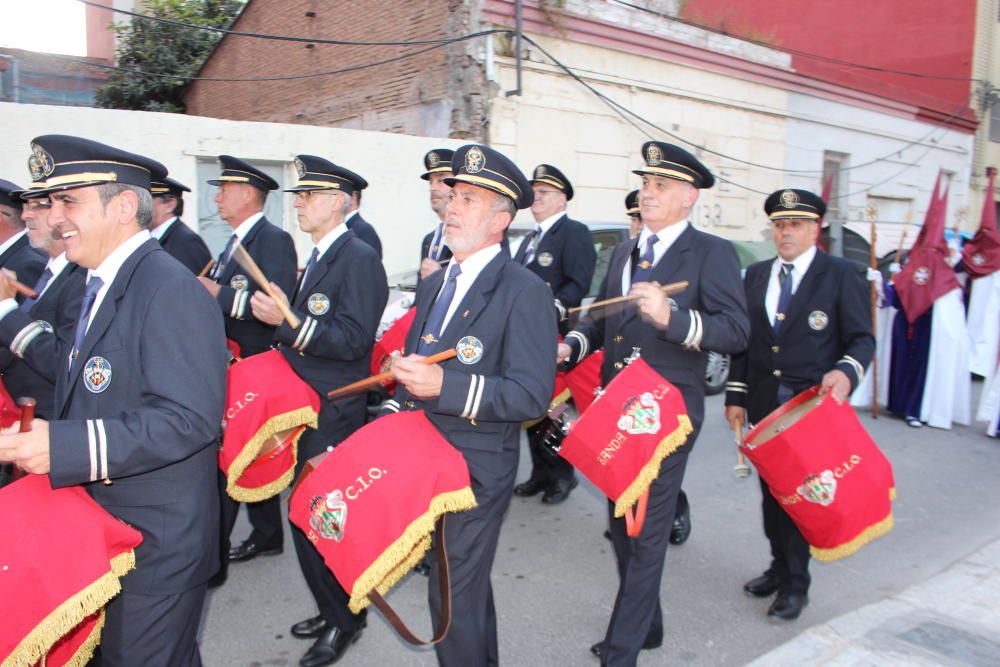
[773,263,793,333]
[69,276,104,372]
[213,234,238,279]
[524,225,542,266]
[429,223,444,261]
[301,247,319,289]
[630,235,660,285]
[19,267,53,311]
[416,263,462,355]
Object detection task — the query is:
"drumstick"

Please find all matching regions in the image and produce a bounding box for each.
[197,259,215,278]
[1,273,37,300]
[232,243,301,329]
[567,280,689,315]
[733,418,750,478]
[327,349,458,399]
[9,397,36,482]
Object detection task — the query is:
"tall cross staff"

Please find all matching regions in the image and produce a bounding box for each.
[865,203,879,418]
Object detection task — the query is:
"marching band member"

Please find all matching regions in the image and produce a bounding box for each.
[250,155,388,667]
[559,141,748,666]
[383,144,557,667]
[199,155,298,571]
[419,148,455,280]
[0,134,228,665]
[725,188,874,621]
[512,163,595,505]
[0,179,46,300]
[149,176,212,275]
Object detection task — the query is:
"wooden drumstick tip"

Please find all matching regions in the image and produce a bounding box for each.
[16,396,36,433]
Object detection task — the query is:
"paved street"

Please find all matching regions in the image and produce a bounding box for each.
[201,383,1000,666]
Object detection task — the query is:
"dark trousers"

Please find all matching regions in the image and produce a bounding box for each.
[429,446,518,667]
[759,476,811,595]
[221,493,283,548]
[291,428,365,632]
[91,584,207,666]
[525,419,575,486]
[602,447,691,667]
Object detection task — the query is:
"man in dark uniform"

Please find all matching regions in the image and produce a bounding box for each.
[626,186,692,546]
[419,148,454,280]
[0,184,85,420]
[250,154,388,667]
[558,141,749,665]
[381,144,557,667]
[725,188,874,621]
[150,176,212,275]
[0,134,228,666]
[198,155,298,567]
[512,163,596,504]
[341,167,383,259]
[0,179,46,298]
[625,189,642,238]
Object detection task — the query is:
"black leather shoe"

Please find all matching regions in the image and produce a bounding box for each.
[669,506,691,545]
[542,477,578,504]
[602,529,612,542]
[291,615,328,639]
[299,625,363,667]
[767,592,808,621]
[513,477,550,497]
[743,573,781,598]
[413,558,431,576]
[228,539,283,563]
[590,635,662,659]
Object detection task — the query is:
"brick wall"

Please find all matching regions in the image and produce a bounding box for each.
[184,0,490,139]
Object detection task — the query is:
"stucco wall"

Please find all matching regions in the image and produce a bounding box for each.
[0,102,464,276]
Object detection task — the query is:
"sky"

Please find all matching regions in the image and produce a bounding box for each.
[0,0,88,56]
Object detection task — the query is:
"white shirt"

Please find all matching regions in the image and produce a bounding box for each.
[149,216,178,240]
[0,230,27,258]
[620,220,690,295]
[765,245,816,326]
[511,211,564,258]
[302,222,350,284]
[344,210,359,225]
[436,243,502,333]
[85,230,152,334]
[223,212,264,263]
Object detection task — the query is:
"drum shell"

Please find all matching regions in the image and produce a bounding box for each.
[743,386,895,561]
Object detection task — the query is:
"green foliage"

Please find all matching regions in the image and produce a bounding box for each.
[95,0,244,113]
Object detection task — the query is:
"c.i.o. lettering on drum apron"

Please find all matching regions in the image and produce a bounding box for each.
[776,454,863,506]
[307,467,389,543]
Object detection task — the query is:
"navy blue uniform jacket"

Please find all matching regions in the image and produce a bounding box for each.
[275,230,388,443]
[213,217,297,357]
[566,225,749,433]
[158,218,212,276]
[384,251,557,454]
[725,252,874,424]
[0,262,86,418]
[48,240,228,596]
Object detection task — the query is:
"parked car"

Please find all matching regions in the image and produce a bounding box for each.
[380,222,767,396]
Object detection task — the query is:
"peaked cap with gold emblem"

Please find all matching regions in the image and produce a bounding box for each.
[284,154,356,194]
[764,188,827,221]
[530,163,574,200]
[420,148,455,180]
[208,155,279,191]
[26,135,167,194]
[445,144,533,209]
[632,141,714,189]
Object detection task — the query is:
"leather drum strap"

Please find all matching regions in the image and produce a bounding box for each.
[367,514,453,646]
[624,489,650,538]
